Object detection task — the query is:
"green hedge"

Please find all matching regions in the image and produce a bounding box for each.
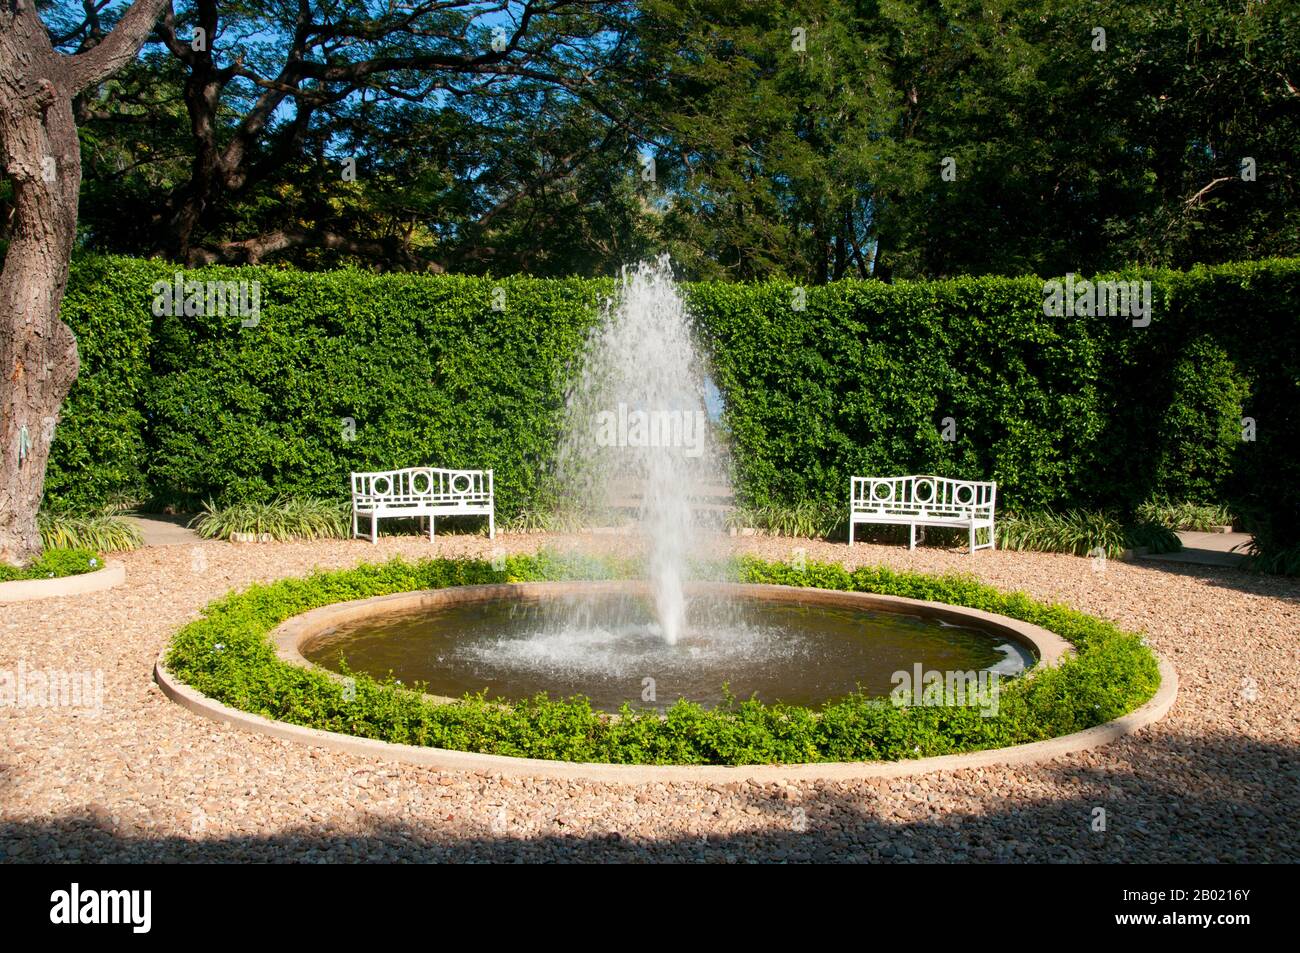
[49,256,1300,553]
[146,266,605,515]
[693,266,1279,515]
[162,555,1161,765]
[49,258,607,514]
[45,257,152,508]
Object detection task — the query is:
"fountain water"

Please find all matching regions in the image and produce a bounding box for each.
[556,257,728,644]
[302,260,1037,712]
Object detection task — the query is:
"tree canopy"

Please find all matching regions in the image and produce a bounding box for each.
[13,0,1298,281]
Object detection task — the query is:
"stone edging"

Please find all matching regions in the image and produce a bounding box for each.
[154,582,1177,783]
[0,561,126,604]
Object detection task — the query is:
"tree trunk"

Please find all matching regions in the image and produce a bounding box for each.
[0,0,168,565]
[166,56,225,263]
[0,20,80,564]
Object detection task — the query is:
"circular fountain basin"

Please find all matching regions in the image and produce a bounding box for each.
[157,581,1179,782]
[292,582,1052,711]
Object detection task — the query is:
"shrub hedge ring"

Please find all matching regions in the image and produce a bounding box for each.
[162,555,1161,766]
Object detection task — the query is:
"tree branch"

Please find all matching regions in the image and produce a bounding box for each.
[1185,176,1235,208]
[188,229,446,271]
[66,0,170,93]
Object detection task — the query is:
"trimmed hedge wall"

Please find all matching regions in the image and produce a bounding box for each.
[145,267,605,516]
[48,256,1299,552]
[692,267,1273,513]
[45,257,152,509]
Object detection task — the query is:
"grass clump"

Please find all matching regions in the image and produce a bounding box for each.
[163,553,1161,766]
[727,501,844,539]
[997,509,1179,558]
[1136,500,1234,531]
[1244,542,1300,576]
[38,510,142,552]
[191,496,350,541]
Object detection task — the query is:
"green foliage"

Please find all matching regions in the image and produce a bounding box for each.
[1122,521,1184,555]
[190,496,351,542]
[1136,499,1234,532]
[0,548,104,582]
[502,507,592,535]
[692,268,1263,516]
[163,555,1161,765]
[692,260,1299,561]
[49,255,1300,562]
[60,0,1300,284]
[727,500,844,539]
[997,510,1179,559]
[44,256,152,508]
[1150,339,1251,504]
[636,0,1300,283]
[1244,544,1300,577]
[38,511,143,553]
[137,257,601,516]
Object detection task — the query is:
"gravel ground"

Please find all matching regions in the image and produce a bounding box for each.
[1,531,1296,863]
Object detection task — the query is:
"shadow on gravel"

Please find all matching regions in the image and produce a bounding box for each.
[1131,559,1300,603]
[1,733,1295,863]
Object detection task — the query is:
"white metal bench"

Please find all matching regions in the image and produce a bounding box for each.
[350,467,495,543]
[849,475,996,553]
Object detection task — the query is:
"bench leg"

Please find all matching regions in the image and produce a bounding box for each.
[370,513,378,544]
[969,522,976,554]
[848,519,854,548]
[908,523,916,551]
[488,512,495,540]
[351,507,358,540]
[428,514,435,542]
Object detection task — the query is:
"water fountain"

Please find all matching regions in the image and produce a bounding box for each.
[555,256,726,645]
[300,259,1035,712]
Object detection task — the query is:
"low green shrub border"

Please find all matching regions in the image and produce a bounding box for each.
[1244,542,1300,577]
[0,548,105,582]
[163,554,1160,765]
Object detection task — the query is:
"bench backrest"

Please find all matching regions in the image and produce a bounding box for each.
[852,475,995,518]
[351,467,493,507]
